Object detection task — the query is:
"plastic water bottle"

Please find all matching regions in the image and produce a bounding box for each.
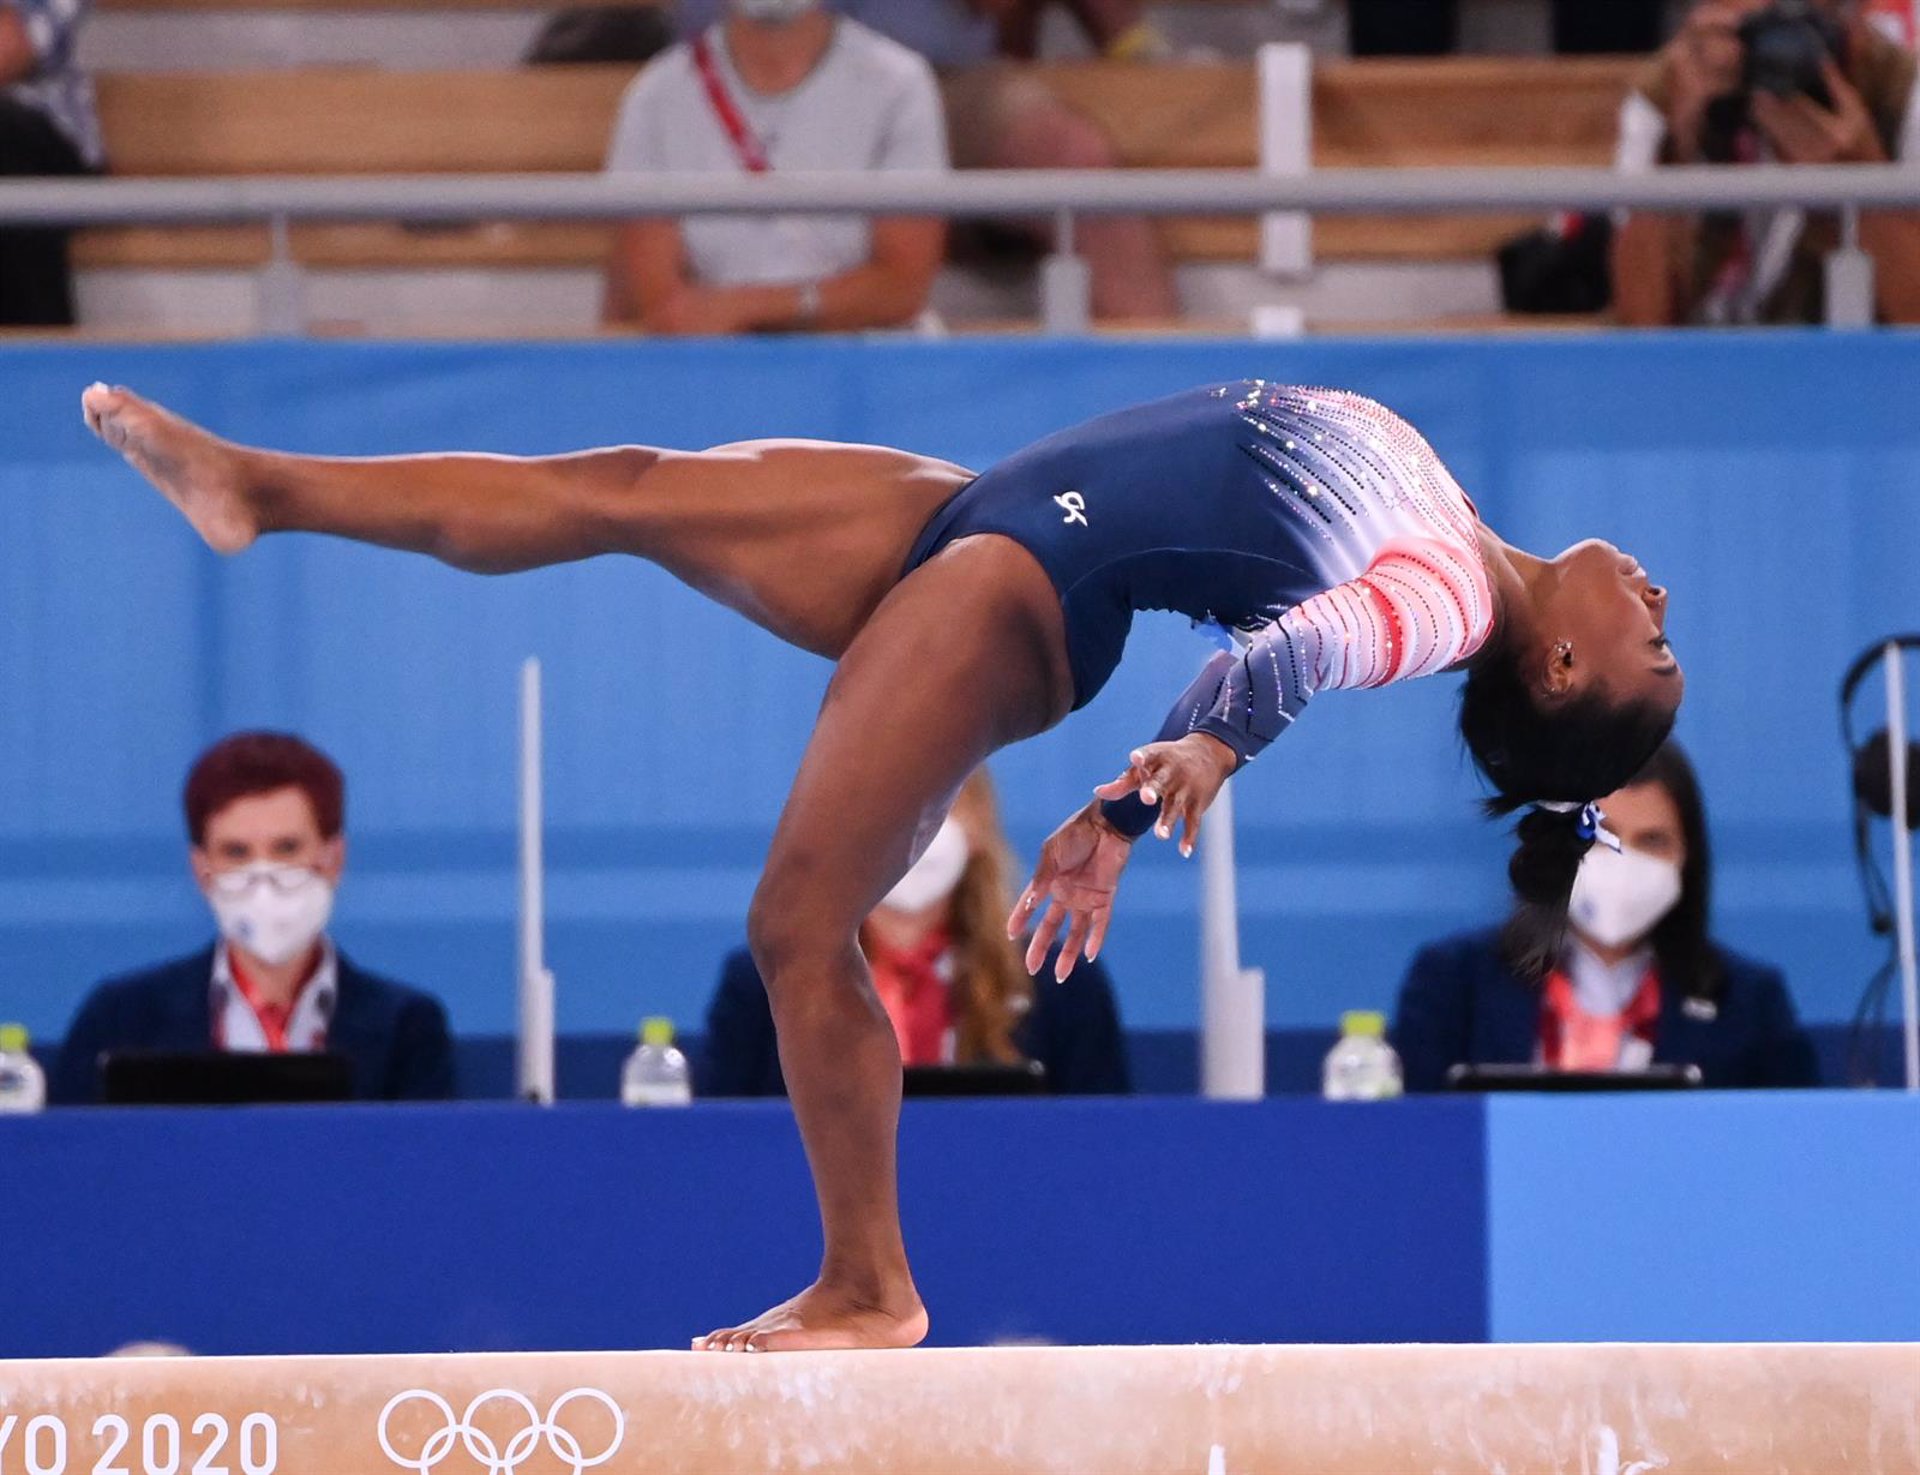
[1322,1011,1403,1101]
[0,1023,47,1114]
[621,1017,692,1107]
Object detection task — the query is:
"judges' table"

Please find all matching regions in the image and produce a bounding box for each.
[0,1093,1915,1357]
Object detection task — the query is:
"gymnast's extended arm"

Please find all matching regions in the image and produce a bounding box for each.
[1015,544,1484,978]
[1098,542,1487,844]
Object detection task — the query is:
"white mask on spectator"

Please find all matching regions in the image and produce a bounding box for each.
[206,864,335,966]
[879,817,969,914]
[1568,845,1681,950]
[730,0,820,22]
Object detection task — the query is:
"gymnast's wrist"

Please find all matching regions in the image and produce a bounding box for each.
[1096,794,1153,842]
[1186,724,1248,776]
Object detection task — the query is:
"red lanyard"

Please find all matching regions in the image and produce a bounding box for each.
[223,952,310,1053]
[692,36,772,175]
[1540,966,1660,1070]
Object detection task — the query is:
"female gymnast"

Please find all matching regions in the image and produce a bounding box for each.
[80,377,1682,1353]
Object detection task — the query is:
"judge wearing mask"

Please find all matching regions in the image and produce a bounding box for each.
[51,732,454,1104]
[701,768,1131,1094]
[1393,740,1818,1090]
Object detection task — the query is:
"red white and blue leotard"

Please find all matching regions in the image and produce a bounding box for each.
[901,381,1494,835]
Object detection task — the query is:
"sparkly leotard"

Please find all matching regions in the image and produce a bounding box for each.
[901,380,1495,836]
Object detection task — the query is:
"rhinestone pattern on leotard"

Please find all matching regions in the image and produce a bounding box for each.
[1155,382,1493,766]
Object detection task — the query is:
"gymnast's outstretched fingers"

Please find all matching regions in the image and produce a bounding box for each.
[1016,801,1134,977]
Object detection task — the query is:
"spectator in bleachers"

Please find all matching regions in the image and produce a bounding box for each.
[672,0,1180,322]
[989,0,1173,63]
[1392,740,1818,1091]
[51,733,454,1104]
[524,6,674,65]
[1612,0,1920,324]
[601,0,948,334]
[0,0,102,326]
[1348,0,1666,56]
[702,768,1131,1095]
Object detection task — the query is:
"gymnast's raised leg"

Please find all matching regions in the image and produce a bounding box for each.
[80,383,1076,1350]
[79,384,971,660]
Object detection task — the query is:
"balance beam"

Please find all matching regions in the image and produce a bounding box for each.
[2,1344,1915,1474]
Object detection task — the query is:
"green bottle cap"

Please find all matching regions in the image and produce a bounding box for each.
[641,1017,675,1048]
[1340,1011,1386,1039]
[0,1023,28,1053]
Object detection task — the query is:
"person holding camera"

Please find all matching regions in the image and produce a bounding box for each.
[1612,0,1920,325]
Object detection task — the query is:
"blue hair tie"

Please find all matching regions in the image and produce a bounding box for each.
[1533,799,1622,853]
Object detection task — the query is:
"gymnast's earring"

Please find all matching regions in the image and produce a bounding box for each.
[1542,639,1576,698]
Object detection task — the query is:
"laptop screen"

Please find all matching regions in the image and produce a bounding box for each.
[99,1050,354,1106]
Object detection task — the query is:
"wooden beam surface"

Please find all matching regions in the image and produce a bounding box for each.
[0,1343,1914,1475]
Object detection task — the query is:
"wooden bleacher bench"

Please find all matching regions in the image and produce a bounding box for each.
[75,57,1637,276]
[96,0,649,9]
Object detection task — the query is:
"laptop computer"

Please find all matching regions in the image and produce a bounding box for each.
[902,1061,1048,1098]
[99,1050,353,1106]
[1444,1063,1703,1093]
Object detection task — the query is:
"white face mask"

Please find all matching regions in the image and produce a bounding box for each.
[730,0,819,22]
[879,817,970,915]
[1568,844,1682,950]
[206,863,336,966]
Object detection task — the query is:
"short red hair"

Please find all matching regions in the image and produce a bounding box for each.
[183,732,346,847]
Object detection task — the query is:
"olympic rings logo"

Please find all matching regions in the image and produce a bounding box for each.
[376,1389,625,1475]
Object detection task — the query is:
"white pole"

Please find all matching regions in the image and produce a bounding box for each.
[517,657,556,1105]
[1257,42,1313,278]
[1883,643,1919,1092]
[1199,779,1265,1099]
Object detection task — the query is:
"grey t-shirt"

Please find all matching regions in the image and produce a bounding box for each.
[604,17,950,288]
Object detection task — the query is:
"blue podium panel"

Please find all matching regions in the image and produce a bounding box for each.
[1486,1091,1920,1341]
[0,1098,1486,1356]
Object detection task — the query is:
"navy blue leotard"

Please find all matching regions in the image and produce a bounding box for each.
[902,381,1495,835]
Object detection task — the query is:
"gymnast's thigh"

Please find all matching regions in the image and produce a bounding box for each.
[751,534,1072,947]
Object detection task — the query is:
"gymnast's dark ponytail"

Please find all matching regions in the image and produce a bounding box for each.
[1491,802,1597,977]
[1458,642,1676,978]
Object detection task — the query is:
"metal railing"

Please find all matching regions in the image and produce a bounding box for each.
[4,162,1920,221]
[4,162,1918,332]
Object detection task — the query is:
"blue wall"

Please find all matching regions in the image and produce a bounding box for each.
[2,335,1917,1053]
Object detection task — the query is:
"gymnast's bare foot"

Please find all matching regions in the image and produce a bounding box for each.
[695,1278,928,1353]
[80,383,259,555]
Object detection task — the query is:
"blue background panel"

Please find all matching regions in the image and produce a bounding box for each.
[1485,1092,1920,1341]
[1,334,1916,1054]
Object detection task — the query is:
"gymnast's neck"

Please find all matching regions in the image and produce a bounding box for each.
[1460,525,1551,672]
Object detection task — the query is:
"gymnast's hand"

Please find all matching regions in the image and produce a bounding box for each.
[1092,733,1236,857]
[1012,802,1134,982]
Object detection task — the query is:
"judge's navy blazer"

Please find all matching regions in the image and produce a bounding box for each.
[701,944,1131,1096]
[51,946,455,1104]
[1392,928,1819,1092]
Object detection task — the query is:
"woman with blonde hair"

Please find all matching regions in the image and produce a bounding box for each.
[702,768,1130,1096]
